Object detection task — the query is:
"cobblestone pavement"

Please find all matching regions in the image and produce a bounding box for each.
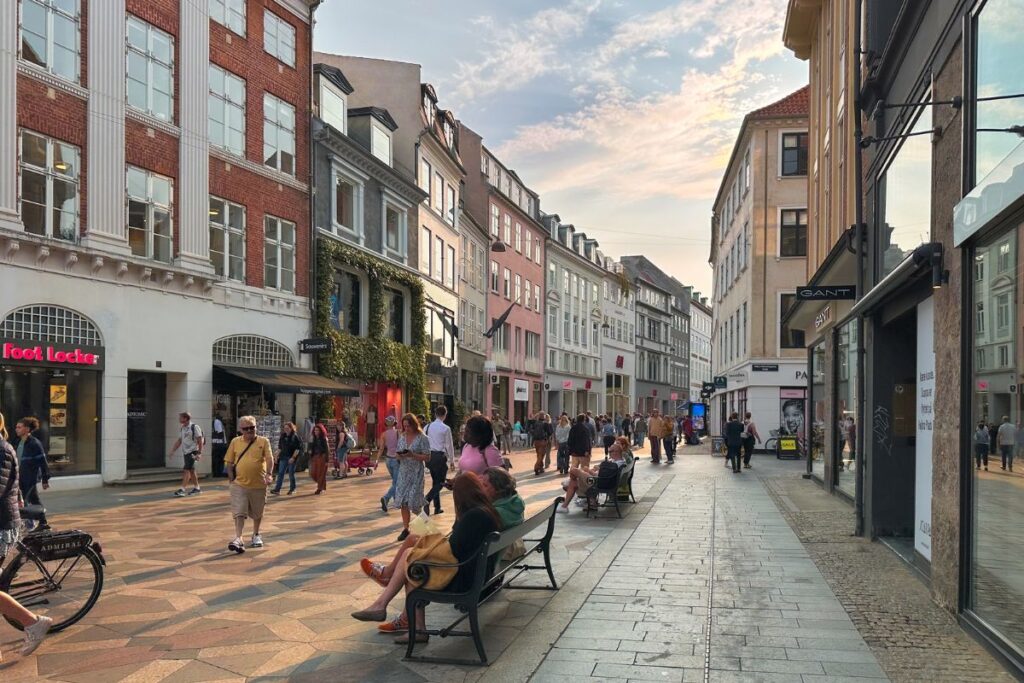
[761,467,1016,683]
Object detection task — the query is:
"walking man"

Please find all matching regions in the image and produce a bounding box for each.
[742,412,761,469]
[224,415,275,552]
[379,415,400,512]
[648,410,664,463]
[424,405,454,515]
[171,412,204,497]
[725,412,744,473]
[14,417,50,530]
[997,415,1016,471]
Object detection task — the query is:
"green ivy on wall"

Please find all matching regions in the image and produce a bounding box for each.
[315,238,429,419]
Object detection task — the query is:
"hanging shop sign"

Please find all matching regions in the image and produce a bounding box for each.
[562,380,573,390]
[702,382,716,393]
[1,340,104,370]
[713,376,727,389]
[814,305,833,330]
[513,379,530,401]
[796,285,857,301]
[299,337,332,354]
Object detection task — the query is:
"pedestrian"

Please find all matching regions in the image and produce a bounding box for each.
[392,413,430,541]
[633,413,647,448]
[683,415,695,445]
[531,412,554,475]
[211,413,228,477]
[648,410,664,463]
[379,415,400,512]
[725,412,744,473]
[334,423,355,479]
[0,415,52,660]
[974,421,990,471]
[742,412,761,469]
[309,423,330,494]
[224,415,275,552]
[170,412,204,497]
[601,418,616,456]
[424,405,455,515]
[271,422,302,495]
[493,414,509,455]
[997,415,1015,472]
[621,414,632,443]
[662,414,675,464]
[13,417,49,530]
[459,416,503,475]
[568,413,592,470]
[584,411,598,447]
[555,414,572,474]
[543,412,555,469]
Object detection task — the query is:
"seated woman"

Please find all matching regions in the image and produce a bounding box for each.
[615,436,635,465]
[557,441,627,514]
[351,472,503,642]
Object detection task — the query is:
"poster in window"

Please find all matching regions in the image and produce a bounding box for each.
[48,435,67,456]
[49,408,68,428]
[780,398,805,437]
[50,384,68,405]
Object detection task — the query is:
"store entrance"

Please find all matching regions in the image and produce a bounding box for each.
[127,371,166,470]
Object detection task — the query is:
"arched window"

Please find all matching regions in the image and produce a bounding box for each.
[0,304,102,346]
[212,335,294,368]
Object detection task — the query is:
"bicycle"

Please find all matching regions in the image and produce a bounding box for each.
[0,507,106,633]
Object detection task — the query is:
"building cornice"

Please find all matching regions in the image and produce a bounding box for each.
[17,61,89,100]
[126,108,181,138]
[315,120,425,205]
[209,145,309,193]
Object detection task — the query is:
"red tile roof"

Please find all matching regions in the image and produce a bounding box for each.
[749,85,810,119]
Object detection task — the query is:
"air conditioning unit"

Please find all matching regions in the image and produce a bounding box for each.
[490,374,500,385]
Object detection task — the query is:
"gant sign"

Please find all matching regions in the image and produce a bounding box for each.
[796,285,856,301]
[2,341,103,369]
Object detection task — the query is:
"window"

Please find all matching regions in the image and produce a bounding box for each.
[263,93,296,175]
[524,279,532,309]
[434,236,443,281]
[209,64,246,156]
[975,1,1024,182]
[446,244,455,288]
[781,132,808,176]
[999,344,1010,367]
[127,166,172,263]
[19,130,78,240]
[563,269,570,294]
[371,123,391,165]
[126,16,173,121]
[383,201,406,259]
[490,204,500,237]
[19,0,80,82]
[263,10,295,67]
[420,227,431,274]
[504,214,511,245]
[515,274,522,303]
[320,80,346,134]
[331,271,361,335]
[780,209,808,257]
[548,263,556,288]
[515,223,522,252]
[333,169,362,239]
[548,306,558,342]
[880,108,932,278]
[998,242,1011,272]
[525,230,532,261]
[490,260,499,292]
[264,216,295,292]
[525,332,540,358]
[503,268,511,298]
[209,196,244,281]
[534,284,541,312]
[210,0,246,36]
[976,348,986,370]
[432,171,444,212]
[446,184,456,225]
[420,159,431,195]
[976,302,986,335]
[779,294,805,348]
[997,293,1011,331]
[383,287,405,343]
[534,240,541,263]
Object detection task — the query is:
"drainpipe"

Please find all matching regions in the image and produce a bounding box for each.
[853,0,866,537]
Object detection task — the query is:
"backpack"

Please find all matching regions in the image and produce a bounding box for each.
[596,459,620,487]
[531,421,550,440]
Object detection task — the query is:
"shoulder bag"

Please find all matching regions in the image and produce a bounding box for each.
[406,533,459,590]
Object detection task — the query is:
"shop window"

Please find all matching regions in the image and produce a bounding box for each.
[879,106,932,279]
[974,0,1024,183]
[264,215,296,292]
[19,130,79,241]
[209,196,245,281]
[127,166,173,263]
[213,335,294,367]
[382,287,405,343]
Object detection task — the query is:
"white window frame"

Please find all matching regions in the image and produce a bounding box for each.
[319,78,347,134]
[264,215,296,293]
[534,283,541,312]
[18,0,81,83]
[381,188,411,262]
[18,129,79,241]
[489,203,500,237]
[209,63,246,156]
[209,195,245,281]
[263,9,295,67]
[371,121,392,165]
[210,0,246,36]
[126,15,174,122]
[420,227,432,275]
[331,159,366,243]
[445,184,456,225]
[126,165,173,264]
[263,92,296,176]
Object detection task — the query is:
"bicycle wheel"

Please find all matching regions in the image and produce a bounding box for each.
[1,547,104,633]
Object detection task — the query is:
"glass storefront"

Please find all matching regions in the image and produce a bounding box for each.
[970,219,1024,656]
[1,366,99,476]
[810,341,827,480]
[836,320,858,498]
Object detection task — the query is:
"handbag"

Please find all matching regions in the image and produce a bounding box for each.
[406,533,458,590]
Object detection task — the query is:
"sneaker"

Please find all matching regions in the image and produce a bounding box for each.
[380,496,388,513]
[378,613,408,633]
[228,537,245,554]
[397,529,410,542]
[188,487,201,495]
[434,508,444,515]
[20,615,52,656]
[556,505,569,514]
[287,488,295,495]
[575,498,586,507]
[174,488,186,497]
[250,534,263,548]
[360,558,388,587]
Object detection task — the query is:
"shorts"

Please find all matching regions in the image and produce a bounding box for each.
[183,451,199,471]
[570,454,591,469]
[230,482,267,520]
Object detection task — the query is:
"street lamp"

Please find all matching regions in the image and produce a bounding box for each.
[490,240,507,252]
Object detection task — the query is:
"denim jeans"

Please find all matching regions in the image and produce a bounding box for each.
[274,457,296,492]
[383,457,399,503]
[1001,444,1015,470]
[424,451,448,512]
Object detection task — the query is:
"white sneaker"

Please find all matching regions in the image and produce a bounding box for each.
[574,498,586,507]
[21,615,52,656]
[556,506,569,514]
[174,488,186,497]
[228,537,245,553]
[187,487,201,495]
[250,534,263,548]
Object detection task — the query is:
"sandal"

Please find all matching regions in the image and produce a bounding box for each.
[360,558,388,587]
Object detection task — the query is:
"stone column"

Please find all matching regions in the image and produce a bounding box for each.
[176,0,213,273]
[0,1,19,231]
[82,0,130,254]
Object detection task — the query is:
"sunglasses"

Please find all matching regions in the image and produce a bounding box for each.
[241,426,256,432]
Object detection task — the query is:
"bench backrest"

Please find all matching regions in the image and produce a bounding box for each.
[593,460,631,492]
[466,497,563,589]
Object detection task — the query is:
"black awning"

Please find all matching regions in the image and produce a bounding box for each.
[213,365,360,397]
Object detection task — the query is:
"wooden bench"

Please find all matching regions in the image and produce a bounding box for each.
[402,497,563,666]
[585,459,636,519]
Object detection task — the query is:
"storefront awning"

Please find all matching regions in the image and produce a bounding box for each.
[213,365,360,397]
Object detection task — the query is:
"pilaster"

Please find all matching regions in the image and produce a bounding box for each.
[0,1,19,231]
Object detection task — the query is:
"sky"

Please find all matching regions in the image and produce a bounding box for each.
[313,0,808,296]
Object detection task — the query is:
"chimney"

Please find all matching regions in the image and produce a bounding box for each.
[700,297,708,306]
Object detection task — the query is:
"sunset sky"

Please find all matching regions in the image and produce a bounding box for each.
[314,0,808,295]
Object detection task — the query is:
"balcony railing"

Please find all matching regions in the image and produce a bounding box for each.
[524,357,543,375]
[490,349,511,370]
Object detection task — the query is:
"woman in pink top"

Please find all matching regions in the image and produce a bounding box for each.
[458,416,504,475]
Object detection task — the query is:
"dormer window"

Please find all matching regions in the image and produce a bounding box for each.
[371,121,391,165]
[423,95,435,126]
[443,120,454,149]
[319,78,347,134]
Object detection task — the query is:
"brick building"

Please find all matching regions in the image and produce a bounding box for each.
[0,0,326,487]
